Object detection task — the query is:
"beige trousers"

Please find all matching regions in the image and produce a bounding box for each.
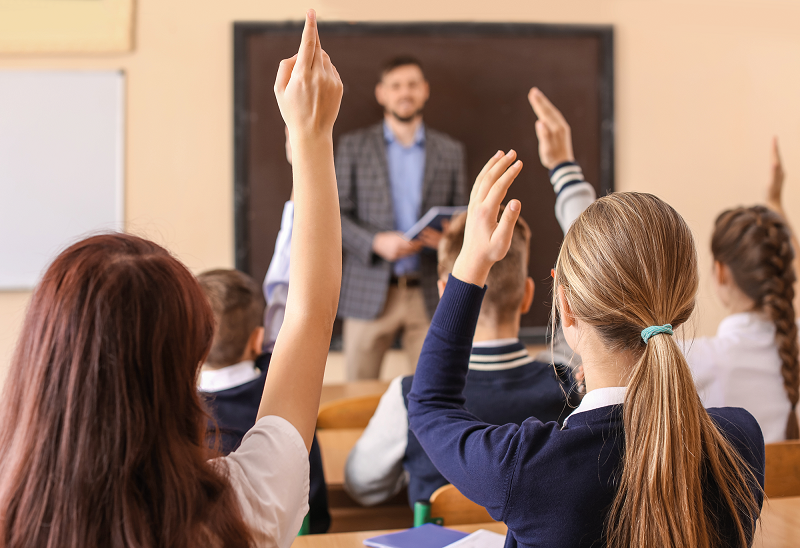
[343,285,431,380]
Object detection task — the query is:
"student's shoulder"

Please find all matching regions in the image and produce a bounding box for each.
[707,407,766,472]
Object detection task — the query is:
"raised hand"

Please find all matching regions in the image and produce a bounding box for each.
[528,87,575,170]
[258,10,343,451]
[274,10,343,140]
[766,136,785,213]
[451,151,522,287]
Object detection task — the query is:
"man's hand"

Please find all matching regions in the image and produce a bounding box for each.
[274,10,343,142]
[372,232,423,262]
[451,150,522,287]
[528,87,575,170]
[416,227,443,250]
[766,136,785,213]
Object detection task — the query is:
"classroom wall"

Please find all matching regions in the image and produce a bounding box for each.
[1,0,799,382]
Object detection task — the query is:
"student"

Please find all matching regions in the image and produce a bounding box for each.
[344,211,580,507]
[685,140,800,442]
[197,269,330,533]
[407,92,764,547]
[544,112,800,442]
[0,11,343,547]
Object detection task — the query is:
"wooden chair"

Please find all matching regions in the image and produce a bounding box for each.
[317,394,382,429]
[429,484,495,525]
[764,440,800,498]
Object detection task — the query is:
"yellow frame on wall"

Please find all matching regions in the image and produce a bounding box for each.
[0,0,134,53]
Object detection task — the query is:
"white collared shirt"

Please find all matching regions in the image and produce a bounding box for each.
[684,312,797,443]
[562,386,626,427]
[198,360,261,393]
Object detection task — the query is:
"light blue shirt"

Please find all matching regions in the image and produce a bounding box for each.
[384,122,426,276]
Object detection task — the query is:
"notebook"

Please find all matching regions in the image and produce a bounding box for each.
[444,529,506,548]
[363,523,469,548]
[404,206,467,240]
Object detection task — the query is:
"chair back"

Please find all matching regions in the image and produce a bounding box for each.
[764,439,800,498]
[429,484,494,525]
[317,394,382,429]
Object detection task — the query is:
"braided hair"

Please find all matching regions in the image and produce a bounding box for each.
[712,205,799,440]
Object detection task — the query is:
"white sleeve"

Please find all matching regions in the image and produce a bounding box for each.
[262,201,293,353]
[550,162,596,235]
[681,337,719,403]
[221,415,309,548]
[343,375,409,506]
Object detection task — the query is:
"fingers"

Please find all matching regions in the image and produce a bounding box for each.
[274,54,298,94]
[485,160,523,209]
[296,9,319,72]
[529,87,568,131]
[477,150,517,202]
[535,120,551,143]
[772,136,782,169]
[471,151,504,203]
[489,199,522,256]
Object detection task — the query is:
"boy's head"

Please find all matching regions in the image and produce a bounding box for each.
[197,269,266,368]
[438,210,534,325]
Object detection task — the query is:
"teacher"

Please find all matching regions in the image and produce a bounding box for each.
[336,56,467,380]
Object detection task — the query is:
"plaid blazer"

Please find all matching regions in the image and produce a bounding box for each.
[336,123,467,320]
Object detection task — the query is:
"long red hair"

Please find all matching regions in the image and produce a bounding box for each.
[0,234,252,547]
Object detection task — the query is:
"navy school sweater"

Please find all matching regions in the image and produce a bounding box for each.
[407,276,765,548]
[399,341,580,506]
[201,353,331,534]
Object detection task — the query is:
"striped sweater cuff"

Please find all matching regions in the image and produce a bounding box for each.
[549,161,585,197]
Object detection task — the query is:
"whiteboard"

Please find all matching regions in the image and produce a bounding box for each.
[0,71,124,290]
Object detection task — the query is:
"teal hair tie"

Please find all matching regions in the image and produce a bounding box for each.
[641,324,674,344]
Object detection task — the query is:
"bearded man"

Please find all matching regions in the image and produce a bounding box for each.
[335,56,467,380]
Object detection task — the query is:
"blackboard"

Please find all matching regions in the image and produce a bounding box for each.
[234,22,613,341]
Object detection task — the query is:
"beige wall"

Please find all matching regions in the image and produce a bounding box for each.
[1,0,799,380]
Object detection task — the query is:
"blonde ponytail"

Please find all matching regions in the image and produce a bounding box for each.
[555,193,761,548]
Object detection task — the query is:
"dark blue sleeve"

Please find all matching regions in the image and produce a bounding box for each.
[407,275,526,521]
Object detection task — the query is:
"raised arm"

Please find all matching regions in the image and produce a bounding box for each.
[257,10,343,450]
[528,88,595,234]
[408,151,532,517]
[764,137,800,315]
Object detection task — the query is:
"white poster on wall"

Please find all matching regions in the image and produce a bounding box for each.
[0,70,124,290]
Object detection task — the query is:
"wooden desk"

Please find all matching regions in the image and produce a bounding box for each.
[317,428,362,487]
[292,522,507,548]
[321,381,390,406]
[317,428,413,532]
[754,496,800,548]
[299,497,800,546]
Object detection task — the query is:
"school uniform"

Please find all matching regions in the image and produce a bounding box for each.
[201,199,330,534]
[684,312,800,443]
[408,277,765,548]
[344,341,579,507]
[220,415,309,547]
[200,359,331,534]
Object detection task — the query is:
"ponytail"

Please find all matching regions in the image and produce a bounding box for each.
[712,206,800,440]
[607,334,758,548]
[556,193,761,548]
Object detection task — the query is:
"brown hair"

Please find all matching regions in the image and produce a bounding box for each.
[197,269,266,367]
[0,234,253,548]
[711,205,799,440]
[554,193,760,548]
[380,55,425,79]
[439,210,531,323]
